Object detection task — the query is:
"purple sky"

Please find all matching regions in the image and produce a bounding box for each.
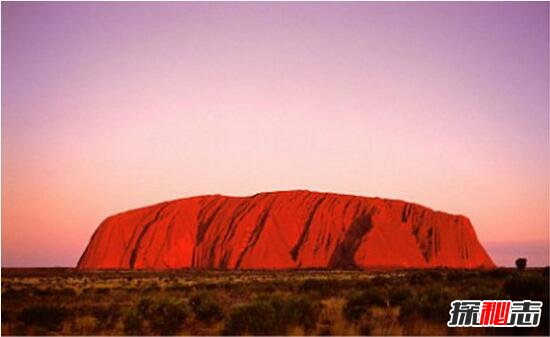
[2,2,549,267]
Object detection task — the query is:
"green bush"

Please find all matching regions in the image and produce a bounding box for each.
[148,299,189,335]
[280,294,322,332]
[421,286,457,323]
[223,301,278,335]
[399,285,457,324]
[364,286,388,306]
[123,308,144,335]
[343,287,387,322]
[389,284,413,305]
[343,291,368,322]
[136,298,153,316]
[89,303,121,330]
[189,291,224,324]
[17,304,69,332]
[398,297,418,325]
[223,294,322,335]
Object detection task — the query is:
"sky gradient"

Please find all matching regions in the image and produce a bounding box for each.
[2,2,549,267]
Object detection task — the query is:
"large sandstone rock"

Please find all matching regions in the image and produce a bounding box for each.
[77,190,495,269]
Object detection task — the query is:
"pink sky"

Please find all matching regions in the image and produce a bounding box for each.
[2,2,549,267]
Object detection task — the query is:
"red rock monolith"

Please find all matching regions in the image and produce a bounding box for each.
[77,190,495,269]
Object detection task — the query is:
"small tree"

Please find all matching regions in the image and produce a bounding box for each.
[515,258,527,270]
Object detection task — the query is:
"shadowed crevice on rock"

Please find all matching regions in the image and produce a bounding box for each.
[196,198,229,245]
[235,205,272,269]
[328,211,374,269]
[290,196,327,261]
[77,190,496,270]
[129,204,169,269]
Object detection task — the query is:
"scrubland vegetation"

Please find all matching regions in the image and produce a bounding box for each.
[2,268,548,335]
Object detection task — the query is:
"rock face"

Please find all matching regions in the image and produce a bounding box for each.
[77,190,495,269]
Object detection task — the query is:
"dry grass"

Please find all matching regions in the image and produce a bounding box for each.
[1,267,548,335]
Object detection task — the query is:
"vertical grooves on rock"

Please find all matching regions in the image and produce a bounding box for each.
[222,199,256,244]
[401,203,412,222]
[196,198,227,245]
[312,197,338,256]
[153,212,178,267]
[235,204,272,269]
[424,227,434,263]
[434,226,440,256]
[410,208,433,264]
[78,191,496,270]
[122,207,161,266]
[290,195,327,261]
[129,204,168,269]
[207,236,220,268]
